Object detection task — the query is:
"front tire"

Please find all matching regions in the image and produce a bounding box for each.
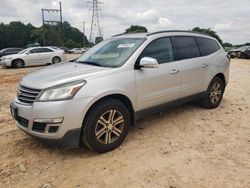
[11,59,24,68]
[201,77,225,109]
[81,99,130,153]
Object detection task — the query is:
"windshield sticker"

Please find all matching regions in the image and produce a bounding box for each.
[117,43,135,48]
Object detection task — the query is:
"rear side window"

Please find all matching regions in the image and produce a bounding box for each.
[5,49,17,53]
[195,37,220,56]
[35,48,53,53]
[172,36,200,60]
[40,48,53,53]
[140,37,174,64]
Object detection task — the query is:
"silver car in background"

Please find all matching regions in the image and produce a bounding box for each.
[0,47,66,68]
[10,31,230,153]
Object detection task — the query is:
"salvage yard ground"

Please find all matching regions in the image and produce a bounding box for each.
[0,56,250,188]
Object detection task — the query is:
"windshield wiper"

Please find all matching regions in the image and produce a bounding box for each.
[76,61,102,67]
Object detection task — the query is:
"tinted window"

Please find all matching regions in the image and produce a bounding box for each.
[140,37,174,64]
[172,36,200,60]
[32,48,53,53]
[196,37,220,56]
[5,49,19,53]
[40,48,53,53]
[29,49,38,53]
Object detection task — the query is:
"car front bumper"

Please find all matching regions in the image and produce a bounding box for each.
[10,96,94,148]
[0,59,12,67]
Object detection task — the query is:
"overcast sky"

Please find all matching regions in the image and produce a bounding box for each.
[0,0,249,44]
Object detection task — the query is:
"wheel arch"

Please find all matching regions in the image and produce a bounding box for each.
[83,94,135,128]
[214,73,226,86]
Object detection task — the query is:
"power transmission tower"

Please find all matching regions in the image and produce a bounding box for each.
[87,0,103,46]
[41,1,63,46]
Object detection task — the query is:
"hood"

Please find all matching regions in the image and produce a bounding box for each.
[21,62,112,89]
[1,54,24,59]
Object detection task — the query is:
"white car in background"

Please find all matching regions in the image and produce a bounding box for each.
[69,48,86,54]
[0,47,66,68]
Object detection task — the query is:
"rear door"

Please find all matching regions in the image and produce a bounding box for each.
[135,37,181,110]
[172,36,206,98]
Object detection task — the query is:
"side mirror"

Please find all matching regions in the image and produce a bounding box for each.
[26,52,30,55]
[139,57,159,69]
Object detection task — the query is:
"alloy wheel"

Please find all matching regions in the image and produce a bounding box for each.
[210,82,222,104]
[53,57,61,64]
[95,110,124,145]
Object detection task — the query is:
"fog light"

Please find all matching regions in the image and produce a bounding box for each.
[48,126,59,133]
[33,117,63,124]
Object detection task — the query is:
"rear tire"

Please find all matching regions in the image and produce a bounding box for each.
[201,77,225,109]
[81,99,130,153]
[52,56,61,64]
[11,59,24,68]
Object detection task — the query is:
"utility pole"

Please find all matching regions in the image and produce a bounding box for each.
[59,2,63,35]
[87,0,103,46]
[41,1,63,46]
[41,9,46,46]
[83,21,86,47]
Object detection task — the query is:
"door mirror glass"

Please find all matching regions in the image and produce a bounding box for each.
[139,57,159,68]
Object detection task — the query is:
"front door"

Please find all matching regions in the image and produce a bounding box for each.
[135,37,181,111]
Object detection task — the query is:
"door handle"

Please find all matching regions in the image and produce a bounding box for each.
[202,63,208,68]
[171,69,180,74]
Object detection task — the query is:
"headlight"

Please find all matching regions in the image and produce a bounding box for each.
[3,57,12,60]
[37,80,86,102]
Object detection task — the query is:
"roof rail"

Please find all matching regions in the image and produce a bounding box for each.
[146,30,211,37]
[112,30,212,38]
[112,32,147,37]
[112,32,126,37]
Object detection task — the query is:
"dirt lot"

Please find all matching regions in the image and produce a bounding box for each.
[0,57,250,188]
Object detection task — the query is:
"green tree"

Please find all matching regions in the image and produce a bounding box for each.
[125,25,148,33]
[95,36,103,44]
[0,21,90,49]
[192,27,223,45]
[223,42,233,47]
[64,39,76,48]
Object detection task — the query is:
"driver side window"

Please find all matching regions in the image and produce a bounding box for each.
[29,49,38,54]
[140,37,174,64]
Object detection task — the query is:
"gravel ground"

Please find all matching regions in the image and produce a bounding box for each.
[0,57,250,188]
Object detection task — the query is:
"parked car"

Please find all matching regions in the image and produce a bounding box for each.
[228,46,250,59]
[0,48,23,58]
[69,48,85,54]
[10,31,230,153]
[59,46,70,53]
[0,47,66,68]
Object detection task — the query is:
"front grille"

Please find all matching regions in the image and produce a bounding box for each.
[17,85,41,105]
[17,116,29,128]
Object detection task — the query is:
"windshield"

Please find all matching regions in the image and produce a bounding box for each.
[76,38,145,68]
[18,49,30,54]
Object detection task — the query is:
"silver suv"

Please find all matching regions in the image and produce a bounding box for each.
[10,31,230,153]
